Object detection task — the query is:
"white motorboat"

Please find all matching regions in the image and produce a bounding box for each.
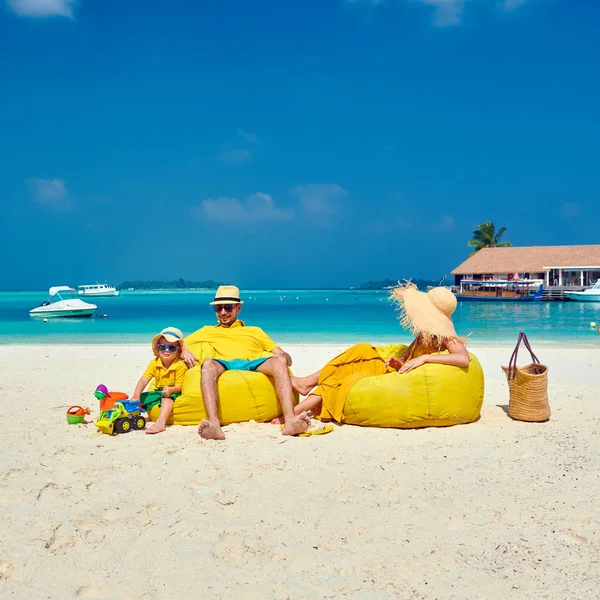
[78,283,120,297]
[564,281,600,302]
[30,287,98,318]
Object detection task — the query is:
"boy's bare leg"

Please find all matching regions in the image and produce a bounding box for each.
[290,371,321,396]
[198,359,226,440]
[270,394,323,424]
[258,356,310,435]
[146,396,174,434]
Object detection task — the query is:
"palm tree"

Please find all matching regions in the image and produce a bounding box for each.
[468,221,512,257]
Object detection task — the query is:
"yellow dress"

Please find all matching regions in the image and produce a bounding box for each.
[313,340,444,422]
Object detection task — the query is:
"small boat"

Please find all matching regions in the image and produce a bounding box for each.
[30,287,97,318]
[564,281,600,302]
[78,283,120,297]
[455,280,544,302]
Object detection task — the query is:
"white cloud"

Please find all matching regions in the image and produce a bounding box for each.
[29,177,72,210]
[237,129,260,144]
[349,0,532,26]
[218,147,251,165]
[560,202,580,218]
[290,184,347,216]
[7,0,77,18]
[191,193,294,223]
[438,214,455,231]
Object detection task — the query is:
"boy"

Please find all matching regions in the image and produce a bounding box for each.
[132,326,187,435]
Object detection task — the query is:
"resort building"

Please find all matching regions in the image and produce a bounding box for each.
[451,245,600,287]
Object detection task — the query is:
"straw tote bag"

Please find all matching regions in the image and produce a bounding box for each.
[501,332,550,422]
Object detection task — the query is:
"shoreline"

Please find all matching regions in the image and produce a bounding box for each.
[2,338,599,349]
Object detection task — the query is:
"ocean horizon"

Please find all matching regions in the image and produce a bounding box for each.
[1,289,599,348]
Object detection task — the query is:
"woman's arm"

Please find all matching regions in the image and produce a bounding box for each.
[397,339,469,374]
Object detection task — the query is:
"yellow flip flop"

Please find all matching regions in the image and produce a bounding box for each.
[281,422,334,437]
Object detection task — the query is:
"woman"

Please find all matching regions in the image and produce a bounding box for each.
[287,283,469,423]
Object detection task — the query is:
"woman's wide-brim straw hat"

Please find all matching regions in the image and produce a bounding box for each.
[152,326,185,357]
[210,285,244,306]
[390,282,462,344]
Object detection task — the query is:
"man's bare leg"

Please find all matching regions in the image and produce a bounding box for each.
[198,359,226,440]
[290,371,321,397]
[258,356,310,435]
[146,396,174,434]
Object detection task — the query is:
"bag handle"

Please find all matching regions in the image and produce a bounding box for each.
[508,332,540,372]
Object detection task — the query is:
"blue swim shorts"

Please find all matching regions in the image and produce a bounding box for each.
[213,357,270,371]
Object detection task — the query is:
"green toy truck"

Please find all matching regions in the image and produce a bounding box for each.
[95,401,146,435]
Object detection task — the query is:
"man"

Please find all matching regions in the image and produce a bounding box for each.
[182,285,310,440]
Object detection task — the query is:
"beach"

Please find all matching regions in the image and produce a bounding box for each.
[1,344,599,600]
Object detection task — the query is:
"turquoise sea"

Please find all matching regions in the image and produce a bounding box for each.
[1,290,600,347]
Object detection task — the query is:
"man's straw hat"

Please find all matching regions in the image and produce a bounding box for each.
[210,285,244,306]
[390,282,462,345]
[151,326,185,357]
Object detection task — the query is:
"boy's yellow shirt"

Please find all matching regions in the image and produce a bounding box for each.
[185,320,278,362]
[143,357,187,388]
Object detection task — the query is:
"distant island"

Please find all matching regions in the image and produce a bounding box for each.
[359,278,439,290]
[117,278,222,290]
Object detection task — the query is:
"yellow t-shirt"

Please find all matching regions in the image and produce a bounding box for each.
[185,320,278,361]
[143,357,187,388]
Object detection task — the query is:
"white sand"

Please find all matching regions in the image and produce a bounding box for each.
[1,344,599,600]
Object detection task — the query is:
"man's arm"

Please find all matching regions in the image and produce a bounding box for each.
[272,346,292,366]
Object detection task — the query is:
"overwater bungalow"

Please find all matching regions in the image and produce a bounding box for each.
[452,245,600,288]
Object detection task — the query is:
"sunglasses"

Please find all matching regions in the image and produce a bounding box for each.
[157,344,179,352]
[213,304,236,313]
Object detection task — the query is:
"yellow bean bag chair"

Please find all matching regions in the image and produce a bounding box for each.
[147,365,299,426]
[341,345,484,428]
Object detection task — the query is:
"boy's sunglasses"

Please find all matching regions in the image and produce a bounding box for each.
[213,304,235,313]
[157,344,179,352]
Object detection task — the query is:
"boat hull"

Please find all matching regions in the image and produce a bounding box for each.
[564,293,600,302]
[456,295,540,302]
[30,309,96,318]
[78,291,120,297]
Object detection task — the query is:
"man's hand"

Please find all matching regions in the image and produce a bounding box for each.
[385,356,405,371]
[182,348,198,369]
[272,347,292,366]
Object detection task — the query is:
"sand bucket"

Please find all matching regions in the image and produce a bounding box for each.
[502,332,550,422]
[99,392,128,411]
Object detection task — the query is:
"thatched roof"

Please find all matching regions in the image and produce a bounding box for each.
[452,245,600,275]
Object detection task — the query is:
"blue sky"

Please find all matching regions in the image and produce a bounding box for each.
[1,0,599,290]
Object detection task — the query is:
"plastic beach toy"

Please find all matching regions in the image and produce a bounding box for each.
[66,406,90,424]
[94,384,129,411]
[94,384,109,398]
[95,401,146,435]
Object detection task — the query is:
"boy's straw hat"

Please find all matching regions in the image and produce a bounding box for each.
[210,285,244,305]
[390,282,462,345]
[152,326,185,357]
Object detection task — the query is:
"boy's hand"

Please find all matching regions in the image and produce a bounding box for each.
[162,386,174,398]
